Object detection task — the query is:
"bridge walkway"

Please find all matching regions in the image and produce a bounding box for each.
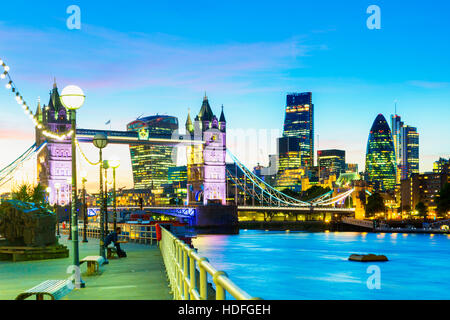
[0,235,172,300]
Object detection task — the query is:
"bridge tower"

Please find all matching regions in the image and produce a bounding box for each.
[352,180,367,220]
[35,81,72,206]
[186,95,227,205]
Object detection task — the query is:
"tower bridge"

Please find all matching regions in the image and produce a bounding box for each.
[1,81,364,229]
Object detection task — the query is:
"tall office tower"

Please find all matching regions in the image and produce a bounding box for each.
[391,114,419,182]
[283,92,314,167]
[391,115,404,183]
[186,95,227,205]
[400,125,419,180]
[317,149,346,176]
[127,115,179,193]
[36,81,72,206]
[365,114,397,192]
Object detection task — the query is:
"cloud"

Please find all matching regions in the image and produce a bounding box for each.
[407,80,450,89]
[0,23,317,94]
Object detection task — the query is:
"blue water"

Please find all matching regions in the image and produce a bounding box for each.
[192,230,450,300]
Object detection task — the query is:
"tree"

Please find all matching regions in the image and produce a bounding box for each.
[365,192,386,218]
[11,183,48,207]
[415,202,428,221]
[300,186,331,202]
[436,183,450,217]
[280,188,301,200]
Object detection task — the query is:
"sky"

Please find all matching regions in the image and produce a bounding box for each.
[0,0,449,192]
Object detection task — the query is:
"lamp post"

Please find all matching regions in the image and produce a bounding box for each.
[103,160,110,235]
[55,183,61,237]
[67,176,73,241]
[60,84,86,289]
[93,133,108,261]
[81,171,88,243]
[108,157,120,231]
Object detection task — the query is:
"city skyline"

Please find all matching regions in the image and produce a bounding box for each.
[0,0,449,193]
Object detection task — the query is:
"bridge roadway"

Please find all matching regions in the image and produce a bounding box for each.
[97,205,355,218]
[237,206,355,214]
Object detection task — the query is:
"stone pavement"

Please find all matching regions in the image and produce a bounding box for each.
[0,235,172,300]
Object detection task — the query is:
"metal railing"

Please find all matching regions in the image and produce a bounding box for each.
[59,222,157,245]
[159,226,260,300]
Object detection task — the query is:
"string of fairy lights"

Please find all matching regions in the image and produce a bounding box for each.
[75,138,101,166]
[0,58,74,141]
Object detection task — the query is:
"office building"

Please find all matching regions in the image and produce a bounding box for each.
[391,114,419,182]
[433,158,449,174]
[365,114,397,192]
[317,149,346,176]
[283,92,314,167]
[127,115,179,193]
[401,172,450,214]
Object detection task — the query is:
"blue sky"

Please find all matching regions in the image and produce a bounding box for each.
[0,0,449,191]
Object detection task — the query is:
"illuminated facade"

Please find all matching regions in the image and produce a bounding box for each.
[391,115,419,182]
[400,125,419,180]
[277,137,301,171]
[187,95,227,205]
[36,81,72,206]
[317,149,346,176]
[433,158,449,173]
[283,92,314,167]
[275,168,304,192]
[401,172,450,214]
[365,114,397,192]
[346,163,359,173]
[127,116,179,192]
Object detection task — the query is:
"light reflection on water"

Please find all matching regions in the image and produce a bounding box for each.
[192,230,450,300]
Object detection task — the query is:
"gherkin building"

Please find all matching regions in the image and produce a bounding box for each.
[365,114,397,192]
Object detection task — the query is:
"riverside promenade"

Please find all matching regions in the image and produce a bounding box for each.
[0,235,172,300]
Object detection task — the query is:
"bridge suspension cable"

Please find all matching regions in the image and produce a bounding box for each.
[312,188,355,206]
[227,149,356,208]
[227,149,311,207]
[0,142,47,187]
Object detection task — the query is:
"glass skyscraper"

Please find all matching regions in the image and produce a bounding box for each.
[127,115,179,194]
[400,125,419,180]
[317,149,346,176]
[276,136,303,191]
[283,92,314,167]
[365,114,397,192]
[391,114,419,182]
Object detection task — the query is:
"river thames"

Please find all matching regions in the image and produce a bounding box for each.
[192,230,450,300]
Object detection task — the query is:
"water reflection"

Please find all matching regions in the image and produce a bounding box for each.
[192,230,450,300]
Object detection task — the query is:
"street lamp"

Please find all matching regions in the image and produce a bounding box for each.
[67,176,73,241]
[60,84,85,289]
[81,170,88,243]
[55,183,61,237]
[103,160,110,235]
[93,133,108,261]
[108,157,120,230]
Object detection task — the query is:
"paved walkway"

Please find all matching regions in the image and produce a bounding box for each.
[0,236,172,300]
